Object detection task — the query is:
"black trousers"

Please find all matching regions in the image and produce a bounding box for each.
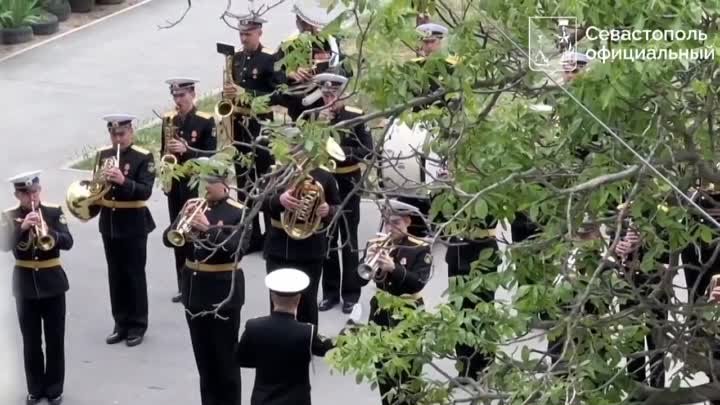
[448,264,495,379]
[16,294,66,398]
[167,189,195,291]
[322,187,361,303]
[102,234,149,336]
[185,308,241,405]
[234,114,273,249]
[266,257,322,326]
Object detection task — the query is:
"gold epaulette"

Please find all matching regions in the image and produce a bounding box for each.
[261,47,275,55]
[445,55,460,65]
[164,111,177,119]
[345,106,363,114]
[227,199,245,210]
[196,111,213,119]
[408,236,429,246]
[2,205,19,214]
[41,202,60,209]
[131,145,151,155]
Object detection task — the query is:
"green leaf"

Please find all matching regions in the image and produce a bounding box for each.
[700,226,713,243]
[473,198,488,219]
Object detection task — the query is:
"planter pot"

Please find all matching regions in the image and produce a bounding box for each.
[69,0,94,13]
[1,26,34,45]
[31,13,59,36]
[44,0,71,22]
[96,0,124,4]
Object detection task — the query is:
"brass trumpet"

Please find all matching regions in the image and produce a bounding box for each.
[30,201,56,251]
[280,138,346,240]
[66,144,120,221]
[167,198,209,247]
[358,233,395,282]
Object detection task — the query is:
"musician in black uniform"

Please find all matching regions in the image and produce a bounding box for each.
[276,1,347,121]
[97,114,156,347]
[162,158,249,405]
[307,73,374,314]
[236,268,334,405]
[264,163,341,326]
[223,15,286,253]
[361,199,432,405]
[682,186,720,304]
[161,77,217,303]
[1,171,72,405]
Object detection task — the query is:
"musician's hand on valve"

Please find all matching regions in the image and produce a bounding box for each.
[223,84,237,99]
[318,108,334,122]
[104,167,125,185]
[20,212,40,231]
[289,68,312,82]
[614,229,641,258]
[710,286,720,304]
[316,202,330,218]
[167,139,187,154]
[191,213,210,232]
[280,190,301,210]
[377,252,395,273]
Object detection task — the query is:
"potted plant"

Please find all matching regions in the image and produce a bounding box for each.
[41,0,70,21]
[30,9,57,35]
[0,0,42,45]
[68,0,93,12]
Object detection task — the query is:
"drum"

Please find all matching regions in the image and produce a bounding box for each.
[378,119,444,193]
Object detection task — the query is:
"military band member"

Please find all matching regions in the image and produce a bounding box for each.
[162,77,217,303]
[309,73,373,314]
[97,114,156,347]
[361,199,432,405]
[1,172,71,405]
[223,15,285,253]
[277,1,348,121]
[236,268,334,405]
[264,164,341,326]
[162,158,248,405]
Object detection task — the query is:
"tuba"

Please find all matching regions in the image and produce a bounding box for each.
[280,138,346,240]
[65,144,120,221]
[159,112,179,193]
[358,233,395,282]
[167,198,209,247]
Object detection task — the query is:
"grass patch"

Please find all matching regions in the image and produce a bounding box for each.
[71,93,220,170]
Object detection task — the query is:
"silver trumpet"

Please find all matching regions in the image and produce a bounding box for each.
[357,233,395,282]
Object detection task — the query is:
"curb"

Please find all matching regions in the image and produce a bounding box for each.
[0,0,156,64]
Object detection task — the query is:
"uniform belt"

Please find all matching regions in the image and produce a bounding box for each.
[184,260,241,272]
[400,292,422,300]
[333,164,361,174]
[271,219,283,229]
[15,258,61,269]
[98,199,147,209]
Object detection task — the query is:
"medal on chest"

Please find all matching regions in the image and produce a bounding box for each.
[252,67,258,79]
[400,257,407,266]
[123,163,130,176]
[190,130,198,144]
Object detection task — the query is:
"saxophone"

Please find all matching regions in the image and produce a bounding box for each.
[159,112,179,193]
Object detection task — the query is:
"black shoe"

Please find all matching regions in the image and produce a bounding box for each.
[319,298,339,311]
[342,301,356,314]
[106,332,126,345]
[126,335,144,347]
[171,292,182,303]
[26,395,41,405]
[48,394,63,405]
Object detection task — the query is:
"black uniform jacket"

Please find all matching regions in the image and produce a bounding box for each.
[263,168,341,262]
[96,144,156,238]
[329,106,373,172]
[232,44,286,102]
[235,311,334,405]
[161,108,217,196]
[162,197,249,310]
[1,203,73,299]
[409,54,458,111]
[366,236,432,327]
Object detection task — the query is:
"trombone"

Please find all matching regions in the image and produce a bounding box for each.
[167,198,209,247]
[30,201,56,251]
[357,233,395,282]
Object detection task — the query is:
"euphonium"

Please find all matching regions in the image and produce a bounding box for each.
[280,138,346,240]
[358,233,395,282]
[160,114,179,193]
[66,144,120,221]
[31,201,55,251]
[167,198,209,247]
